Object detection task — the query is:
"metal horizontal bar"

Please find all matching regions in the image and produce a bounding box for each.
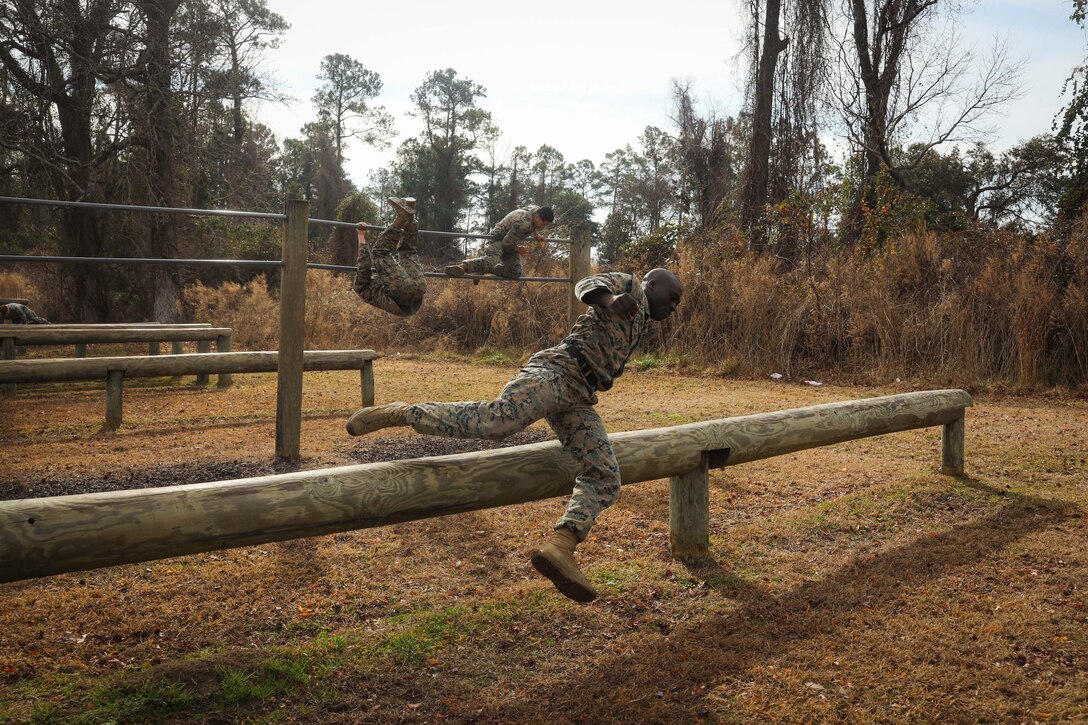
[0,254,283,268]
[0,195,285,220]
[307,262,571,283]
[2,255,571,283]
[0,196,573,243]
[313,217,571,244]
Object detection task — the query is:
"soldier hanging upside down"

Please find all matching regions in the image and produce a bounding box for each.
[0,303,48,324]
[444,205,555,280]
[352,197,427,317]
[345,268,683,603]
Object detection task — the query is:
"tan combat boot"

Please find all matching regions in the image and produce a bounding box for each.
[386,197,416,230]
[346,402,410,436]
[530,527,598,602]
[443,264,466,277]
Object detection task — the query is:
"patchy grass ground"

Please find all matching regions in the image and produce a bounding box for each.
[0,355,1085,723]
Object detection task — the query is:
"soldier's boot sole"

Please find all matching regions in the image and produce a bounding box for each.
[530,544,598,603]
[387,197,416,230]
[346,402,410,436]
[444,264,466,277]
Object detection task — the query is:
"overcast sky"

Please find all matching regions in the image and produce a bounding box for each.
[255,0,1087,188]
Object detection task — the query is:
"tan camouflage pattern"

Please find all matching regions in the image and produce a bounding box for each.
[352,222,426,317]
[404,353,620,540]
[454,205,540,279]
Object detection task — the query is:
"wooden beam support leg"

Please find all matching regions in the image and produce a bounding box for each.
[941,414,965,477]
[669,451,710,560]
[148,342,161,356]
[75,343,87,358]
[171,341,184,355]
[1,337,15,395]
[275,199,309,461]
[105,370,124,430]
[216,333,232,388]
[195,340,212,385]
[361,359,375,406]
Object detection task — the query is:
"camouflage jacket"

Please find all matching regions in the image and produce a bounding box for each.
[530,272,651,396]
[1,303,46,324]
[488,205,540,249]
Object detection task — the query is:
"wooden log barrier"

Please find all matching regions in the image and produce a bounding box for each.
[0,349,377,430]
[0,326,230,346]
[0,389,970,583]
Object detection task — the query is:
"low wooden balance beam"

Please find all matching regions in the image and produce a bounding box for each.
[0,326,232,391]
[0,389,970,583]
[0,349,377,430]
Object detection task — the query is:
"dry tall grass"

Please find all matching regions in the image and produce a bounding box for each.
[181,227,1088,388]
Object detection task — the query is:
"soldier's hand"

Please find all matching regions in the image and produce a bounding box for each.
[602,293,638,320]
[534,231,545,242]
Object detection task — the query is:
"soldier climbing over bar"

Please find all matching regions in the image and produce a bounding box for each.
[0,302,48,324]
[352,197,427,317]
[345,268,683,603]
[444,205,555,280]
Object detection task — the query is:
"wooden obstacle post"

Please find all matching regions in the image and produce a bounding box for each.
[194,340,212,384]
[669,451,711,559]
[75,343,87,358]
[275,199,309,460]
[361,358,375,406]
[568,225,592,330]
[171,341,184,355]
[148,342,161,356]
[105,370,123,430]
[941,413,966,476]
[216,333,232,388]
[1,336,14,394]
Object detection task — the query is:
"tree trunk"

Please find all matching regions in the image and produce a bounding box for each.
[740,0,787,253]
[141,0,184,322]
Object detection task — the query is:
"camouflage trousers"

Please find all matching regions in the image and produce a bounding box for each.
[353,224,427,317]
[458,242,522,279]
[404,359,620,540]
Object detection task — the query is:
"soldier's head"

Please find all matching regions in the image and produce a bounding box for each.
[532,206,555,230]
[0,304,10,319]
[642,268,682,321]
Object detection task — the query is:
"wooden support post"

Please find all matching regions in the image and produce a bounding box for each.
[941,413,965,476]
[670,451,710,559]
[1,336,14,395]
[276,199,309,461]
[105,370,124,430]
[171,341,184,355]
[361,359,375,406]
[148,342,161,356]
[75,343,87,358]
[568,225,592,331]
[216,333,232,388]
[195,340,212,384]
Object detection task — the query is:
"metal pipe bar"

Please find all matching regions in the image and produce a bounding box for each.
[0,195,285,220]
[0,254,282,268]
[0,196,573,243]
[319,218,571,244]
[307,261,571,283]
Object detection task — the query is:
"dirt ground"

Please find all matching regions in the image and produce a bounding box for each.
[0,356,1085,723]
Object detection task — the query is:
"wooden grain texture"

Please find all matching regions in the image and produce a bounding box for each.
[216,334,233,387]
[941,415,966,476]
[0,350,377,383]
[568,226,592,330]
[669,451,710,559]
[0,389,970,583]
[275,199,309,460]
[361,359,375,406]
[0,326,230,345]
[105,370,123,429]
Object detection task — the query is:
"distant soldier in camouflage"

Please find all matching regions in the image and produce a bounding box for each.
[346,268,683,603]
[444,205,555,280]
[352,197,427,317]
[0,303,48,324]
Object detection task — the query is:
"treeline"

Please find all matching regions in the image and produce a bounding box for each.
[2,1,1087,385]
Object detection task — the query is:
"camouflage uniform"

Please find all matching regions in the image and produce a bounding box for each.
[457,205,540,279]
[1,303,48,324]
[352,221,427,317]
[403,272,652,540]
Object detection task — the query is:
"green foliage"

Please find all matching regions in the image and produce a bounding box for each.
[620,221,689,270]
[218,658,310,707]
[81,679,196,723]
